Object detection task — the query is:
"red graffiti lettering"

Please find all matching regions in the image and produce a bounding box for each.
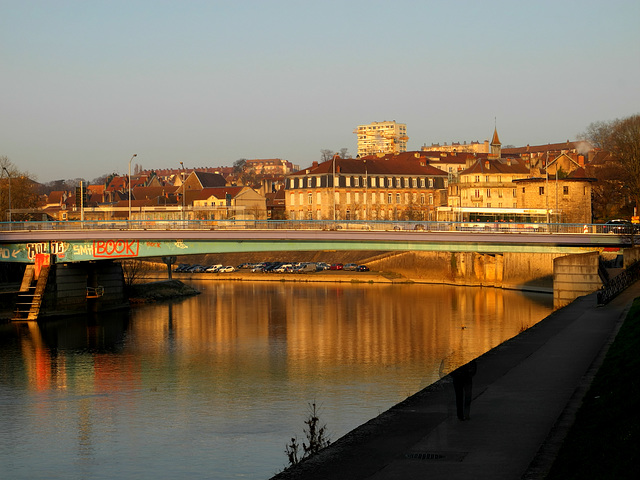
[93,239,139,258]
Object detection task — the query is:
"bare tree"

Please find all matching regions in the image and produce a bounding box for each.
[320,149,334,162]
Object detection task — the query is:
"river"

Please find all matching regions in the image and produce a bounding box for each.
[0,280,553,479]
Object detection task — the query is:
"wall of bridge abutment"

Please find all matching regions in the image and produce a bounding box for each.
[366,251,562,291]
[364,249,635,309]
[36,260,128,319]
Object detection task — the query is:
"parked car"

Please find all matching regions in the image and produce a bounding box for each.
[206,264,223,273]
[343,263,358,271]
[316,262,330,270]
[218,266,235,273]
[330,263,343,270]
[298,263,318,273]
[604,219,637,234]
[174,264,190,272]
[356,265,370,272]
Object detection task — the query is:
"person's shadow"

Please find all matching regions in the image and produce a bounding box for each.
[449,360,477,421]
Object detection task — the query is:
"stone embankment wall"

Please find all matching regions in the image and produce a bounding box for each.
[365,251,559,291]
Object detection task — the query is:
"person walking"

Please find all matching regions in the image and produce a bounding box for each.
[450,360,477,421]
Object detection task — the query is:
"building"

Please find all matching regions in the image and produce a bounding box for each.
[447,157,531,210]
[285,153,448,221]
[244,158,298,175]
[513,166,597,225]
[192,186,267,220]
[354,121,408,157]
[422,140,490,154]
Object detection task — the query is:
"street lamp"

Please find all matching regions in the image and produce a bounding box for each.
[1,167,11,223]
[128,154,137,223]
[180,162,185,221]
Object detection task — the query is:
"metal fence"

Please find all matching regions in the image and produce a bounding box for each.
[0,219,626,235]
[597,260,640,305]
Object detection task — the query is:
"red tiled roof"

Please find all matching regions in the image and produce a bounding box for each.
[291,155,448,177]
[196,186,246,200]
[460,158,529,175]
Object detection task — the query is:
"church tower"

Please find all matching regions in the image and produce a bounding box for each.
[489,127,502,159]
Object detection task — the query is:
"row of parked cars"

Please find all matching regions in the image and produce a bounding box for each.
[174,261,371,274]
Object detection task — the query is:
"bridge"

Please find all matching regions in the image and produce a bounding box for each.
[0,220,634,322]
[0,219,629,263]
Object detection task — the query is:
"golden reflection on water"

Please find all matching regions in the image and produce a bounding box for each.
[129,281,552,383]
[2,281,553,480]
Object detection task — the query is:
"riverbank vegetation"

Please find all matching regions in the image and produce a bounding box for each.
[546,298,640,478]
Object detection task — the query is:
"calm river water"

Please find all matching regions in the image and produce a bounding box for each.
[0,280,553,479]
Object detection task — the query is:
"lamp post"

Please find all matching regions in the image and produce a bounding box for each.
[128,154,137,223]
[332,156,336,222]
[363,159,368,221]
[180,162,185,221]
[1,167,10,224]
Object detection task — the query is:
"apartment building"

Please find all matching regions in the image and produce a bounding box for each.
[447,157,531,210]
[354,121,408,157]
[285,153,448,221]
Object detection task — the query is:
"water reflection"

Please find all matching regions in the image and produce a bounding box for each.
[0,282,552,479]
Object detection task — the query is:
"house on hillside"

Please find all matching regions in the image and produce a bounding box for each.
[178,171,228,207]
[192,186,266,220]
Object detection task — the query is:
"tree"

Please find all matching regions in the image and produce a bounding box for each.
[320,149,334,162]
[609,114,640,210]
[0,156,39,221]
[580,114,640,218]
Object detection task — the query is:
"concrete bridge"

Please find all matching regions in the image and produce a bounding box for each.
[0,219,628,263]
[0,220,634,321]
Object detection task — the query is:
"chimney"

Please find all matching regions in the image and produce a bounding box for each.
[312,161,318,168]
[485,161,490,169]
[578,155,585,167]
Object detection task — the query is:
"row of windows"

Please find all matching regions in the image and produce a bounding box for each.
[289,176,439,189]
[464,175,516,183]
[289,191,436,206]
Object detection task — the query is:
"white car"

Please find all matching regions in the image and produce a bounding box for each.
[219,266,235,273]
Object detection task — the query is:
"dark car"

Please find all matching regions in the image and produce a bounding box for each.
[356,265,370,272]
[604,219,636,234]
[330,263,343,270]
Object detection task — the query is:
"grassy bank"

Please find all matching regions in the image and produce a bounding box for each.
[545,298,640,478]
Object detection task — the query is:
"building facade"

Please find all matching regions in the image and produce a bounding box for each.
[285,154,448,221]
[354,121,408,157]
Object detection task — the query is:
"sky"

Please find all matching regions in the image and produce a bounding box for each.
[2,0,639,184]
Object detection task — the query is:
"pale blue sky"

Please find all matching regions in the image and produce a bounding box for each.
[2,0,639,183]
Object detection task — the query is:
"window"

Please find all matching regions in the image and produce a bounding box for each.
[316,192,321,204]
[316,177,321,187]
[299,193,304,205]
[387,193,392,204]
[307,177,312,188]
[420,194,425,204]
[563,186,569,195]
[346,177,351,187]
[486,189,491,198]
[346,192,351,204]
[395,178,401,188]
[539,187,544,195]
[396,193,401,203]
[429,194,433,205]
[290,193,295,206]
[429,178,434,188]
[308,193,313,205]
[420,178,426,188]
[475,175,480,182]
[354,177,359,187]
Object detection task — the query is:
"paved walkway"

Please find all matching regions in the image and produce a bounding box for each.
[272,283,637,480]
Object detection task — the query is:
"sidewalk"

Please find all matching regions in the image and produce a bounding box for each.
[272,283,637,480]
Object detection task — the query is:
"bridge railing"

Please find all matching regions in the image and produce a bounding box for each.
[0,219,627,235]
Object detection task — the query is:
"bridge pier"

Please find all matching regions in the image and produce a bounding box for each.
[13,260,128,321]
